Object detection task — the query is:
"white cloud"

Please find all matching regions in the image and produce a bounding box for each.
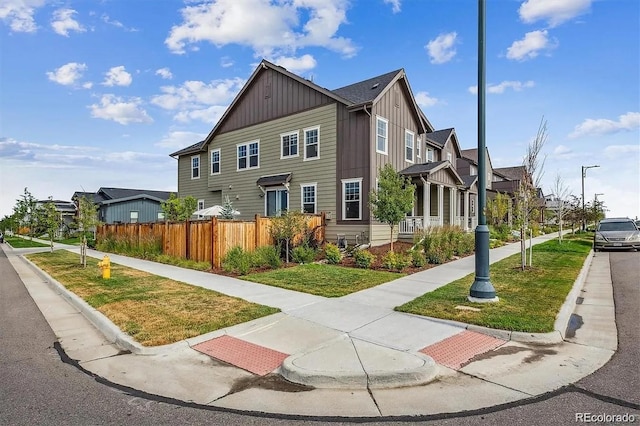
[269,54,317,74]
[415,91,438,108]
[155,67,173,80]
[0,0,45,33]
[519,0,591,27]
[151,78,244,123]
[569,112,640,138]
[506,30,556,61]
[425,32,457,64]
[384,0,401,14]
[165,0,356,58]
[155,131,208,149]
[51,8,85,36]
[468,80,535,95]
[82,81,93,89]
[102,66,133,87]
[46,62,87,86]
[221,57,234,68]
[101,13,138,32]
[603,144,640,159]
[551,144,579,160]
[89,95,153,125]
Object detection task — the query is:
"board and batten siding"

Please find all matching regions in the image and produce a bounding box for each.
[202,103,337,223]
[104,199,163,224]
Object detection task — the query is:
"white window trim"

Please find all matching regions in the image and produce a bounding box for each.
[303,126,320,161]
[264,186,289,217]
[280,130,299,159]
[130,211,139,224]
[300,182,317,214]
[197,199,205,219]
[210,149,221,175]
[416,136,421,158]
[191,155,200,180]
[376,116,388,155]
[405,129,415,163]
[447,152,452,162]
[236,140,260,171]
[342,177,363,221]
[426,147,434,163]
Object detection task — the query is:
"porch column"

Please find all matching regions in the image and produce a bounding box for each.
[421,177,430,228]
[449,188,456,226]
[438,184,444,226]
[464,191,470,231]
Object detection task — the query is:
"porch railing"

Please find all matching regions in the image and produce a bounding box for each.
[399,217,423,234]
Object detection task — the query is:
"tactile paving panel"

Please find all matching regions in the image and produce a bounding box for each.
[419,330,506,370]
[193,335,289,376]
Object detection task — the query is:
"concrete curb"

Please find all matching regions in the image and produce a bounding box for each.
[554,249,594,340]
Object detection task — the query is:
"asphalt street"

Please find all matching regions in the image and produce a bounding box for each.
[0,248,638,425]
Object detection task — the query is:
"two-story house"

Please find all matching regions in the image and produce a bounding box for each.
[170,60,482,246]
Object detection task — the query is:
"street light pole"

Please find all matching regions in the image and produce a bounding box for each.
[469,0,497,303]
[581,165,599,231]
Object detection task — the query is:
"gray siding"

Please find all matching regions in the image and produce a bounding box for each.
[104,199,164,224]
[177,153,221,207]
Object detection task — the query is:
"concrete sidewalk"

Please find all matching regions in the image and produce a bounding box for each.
[2,234,618,418]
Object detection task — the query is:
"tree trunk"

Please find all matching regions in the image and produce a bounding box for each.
[520,227,526,270]
[390,225,394,253]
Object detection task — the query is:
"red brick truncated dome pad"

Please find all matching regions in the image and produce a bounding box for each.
[419,330,507,370]
[193,335,290,376]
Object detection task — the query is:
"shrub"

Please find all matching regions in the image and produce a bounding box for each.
[381,251,410,271]
[222,246,252,275]
[324,243,342,264]
[291,244,316,264]
[410,249,426,267]
[252,245,282,269]
[155,254,211,271]
[353,248,375,268]
[455,232,475,256]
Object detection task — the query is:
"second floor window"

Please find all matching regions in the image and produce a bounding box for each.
[405,130,414,163]
[447,152,452,162]
[211,149,220,175]
[376,116,388,154]
[281,131,298,158]
[237,141,259,170]
[304,127,319,160]
[426,147,434,163]
[191,155,200,179]
[470,164,477,176]
[416,137,421,158]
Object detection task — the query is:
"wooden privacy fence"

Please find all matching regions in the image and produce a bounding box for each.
[97,213,325,268]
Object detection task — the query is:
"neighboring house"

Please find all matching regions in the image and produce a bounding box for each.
[170,60,503,246]
[72,188,173,224]
[36,199,77,238]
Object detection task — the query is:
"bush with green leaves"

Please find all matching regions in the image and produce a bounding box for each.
[410,249,426,267]
[353,248,375,269]
[381,251,410,271]
[291,244,316,264]
[251,245,282,269]
[222,246,252,275]
[323,243,341,264]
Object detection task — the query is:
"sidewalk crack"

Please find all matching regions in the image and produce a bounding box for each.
[349,335,382,416]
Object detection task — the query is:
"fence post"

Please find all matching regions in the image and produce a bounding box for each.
[211,216,217,269]
[321,211,326,243]
[185,219,190,260]
[255,214,261,248]
[164,220,169,255]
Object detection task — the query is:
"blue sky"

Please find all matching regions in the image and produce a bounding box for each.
[1,0,638,219]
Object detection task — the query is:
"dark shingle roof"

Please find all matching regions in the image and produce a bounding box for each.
[494,166,526,181]
[400,161,447,176]
[170,140,206,158]
[98,188,173,201]
[331,69,402,105]
[425,128,454,148]
[461,175,478,189]
[72,191,107,204]
[256,173,292,187]
[461,148,478,162]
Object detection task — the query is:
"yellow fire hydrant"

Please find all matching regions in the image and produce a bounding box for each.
[98,255,111,279]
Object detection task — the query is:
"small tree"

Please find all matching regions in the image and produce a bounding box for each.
[40,197,62,252]
[14,187,38,239]
[161,194,198,221]
[486,192,510,226]
[77,196,101,267]
[270,210,307,263]
[369,164,415,252]
[549,172,571,243]
[220,195,236,219]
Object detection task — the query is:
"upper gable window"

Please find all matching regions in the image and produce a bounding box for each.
[191,155,200,179]
[416,137,421,158]
[376,116,388,155]
[447,152,452,163]
[426,147,434,163]
[405,130,414,163]
[470,164,477,176]
[210,149,220,175]
[281,131,299,159]
[304,126,319,160]
[237,141,259,170]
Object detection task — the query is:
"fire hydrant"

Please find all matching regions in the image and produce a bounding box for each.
[98,255,111,279]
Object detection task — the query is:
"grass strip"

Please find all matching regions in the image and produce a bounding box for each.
[242,263,405,297]
[4,236,49,248]
[396,235,593,333]
[26,250,279,346]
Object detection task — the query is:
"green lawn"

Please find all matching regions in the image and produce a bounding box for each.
[396,235,593,333]
[4,236,49,248]
[26,250,279,346]
[242,263,405,297]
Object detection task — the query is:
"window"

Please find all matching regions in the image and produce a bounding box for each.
[405,130,414,163]
[301,183,317,214]
[280,131,298,158]
[130,211,138,224]
[304,126,319,160]
[447,152,452,162]
[416,137,421,158]
[210,149,220,175]
[266,189,288,217]
[426,148,434,162]
[191,155,200,179]
[157,212,165,221]
[376,116,388,154]
[237,141,259,170]
[196,199,205,218]
[342,178,362,220]
[470,164,477,176]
